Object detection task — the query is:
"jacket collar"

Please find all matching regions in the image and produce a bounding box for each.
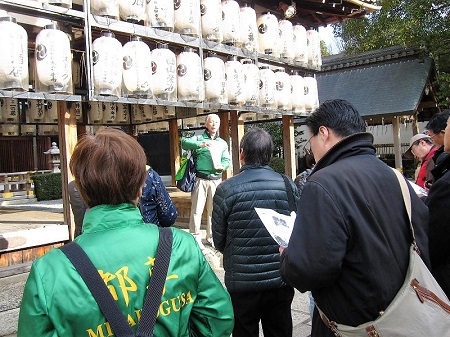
[311,132,375,175]
[240,164,274,173]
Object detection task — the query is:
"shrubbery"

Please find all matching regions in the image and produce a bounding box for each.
[33,173,62,201]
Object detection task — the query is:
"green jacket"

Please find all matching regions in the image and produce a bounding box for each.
[18,204,233,337]
[181,131,230,178]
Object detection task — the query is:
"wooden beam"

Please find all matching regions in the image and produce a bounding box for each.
[57,100,78,241]
[169,118,180,187]
[282,115,296,179]
[219,111,232,179]
[392,116,403,170]
[230,111,244,176]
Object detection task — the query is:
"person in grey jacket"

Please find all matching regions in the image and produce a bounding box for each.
[280,99,430,337]
[212,127,299,337]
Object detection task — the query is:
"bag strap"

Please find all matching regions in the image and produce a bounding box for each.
[281,174,296,212]
[60,227,173,337]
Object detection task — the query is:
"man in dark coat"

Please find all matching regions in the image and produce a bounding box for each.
[212,127,300,337]
[425,114,450,297]
[279,99,430,337]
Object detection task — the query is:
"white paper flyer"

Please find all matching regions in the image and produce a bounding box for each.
[255,207,296,247]
[407,180,428,197]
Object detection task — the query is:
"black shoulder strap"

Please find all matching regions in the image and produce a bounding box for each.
[60,227,173,337]
[281,174,297,213]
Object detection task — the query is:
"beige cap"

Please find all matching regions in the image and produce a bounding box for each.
[403,134,431,159]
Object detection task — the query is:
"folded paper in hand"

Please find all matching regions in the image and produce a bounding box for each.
[255,208,296,247]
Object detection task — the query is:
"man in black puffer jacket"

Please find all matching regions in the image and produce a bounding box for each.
[212,127,300,337]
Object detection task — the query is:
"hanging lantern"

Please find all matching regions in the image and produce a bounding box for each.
[278,20,294,60]
[163,105,176,118]
[241,59,259,106]
[74,101,83,122]
[21,125,37,136]
[102,102,117,124]
[0,16,29,91]
[293,24,307,64]
[38,124,56,135]
[130,104,143,123]
[304,76,319,112]
[151,105,165,120]
[184,116,198,128]
[225,55,244,105]
[151,43,177,101]
[259,65,276,108]
[116,103,129,124]
[176,47,204,102]
[239,3,258,54]
[200,0,222,42]
[122,36,152,98]
[203,52,226,104]
[274,68,291,111]
[221,0,240,46]
[91,0,119,19]
[35,23,73,94]
[93,32,123,97]
[119,0,145,22]
[142,104,153,122]
[257,12,278,55]
[306,29,322,67]
[290,70,305,114]
[88,101,104,124]
[45,100,58,123]
[2,98,20,122]
[174,0,201,36]
[146,0,174,31]
[242,112,256,121]
[48,0,72,8]
[2,124,19,136]
[28,99,45,122]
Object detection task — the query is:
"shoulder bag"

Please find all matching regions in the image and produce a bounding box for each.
[60,227,173,337]
[317,168,450,337]
[176,150,196,192]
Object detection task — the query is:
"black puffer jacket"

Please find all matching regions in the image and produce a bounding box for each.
[212,165,300,293]
[280,133,430,337]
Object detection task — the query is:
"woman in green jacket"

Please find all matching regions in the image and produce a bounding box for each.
[18,128,233,337]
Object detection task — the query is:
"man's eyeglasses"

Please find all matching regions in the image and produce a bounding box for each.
[302,135,313,156]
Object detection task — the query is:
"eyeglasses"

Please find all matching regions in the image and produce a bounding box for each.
[302,135,314,156]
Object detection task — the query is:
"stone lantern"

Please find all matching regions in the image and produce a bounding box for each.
[44,142,60,173]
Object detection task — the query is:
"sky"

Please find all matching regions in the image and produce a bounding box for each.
[319,25,341,55]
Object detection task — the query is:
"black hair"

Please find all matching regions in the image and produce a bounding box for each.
[306,99,366,137]
[425,110,450,134]
[240,127,273,166]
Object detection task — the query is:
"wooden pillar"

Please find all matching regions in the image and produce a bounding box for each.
[219,111,232,179]
[412,113,420,136]
[282,115,296,178]
[57,100,78,241]
[392,116,403,171]
[230,110,244,176]
[169,118,180,186]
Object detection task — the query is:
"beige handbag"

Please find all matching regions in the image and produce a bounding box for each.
[317,168,450,337]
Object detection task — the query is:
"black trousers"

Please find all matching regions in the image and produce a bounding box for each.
[230,286,295,337]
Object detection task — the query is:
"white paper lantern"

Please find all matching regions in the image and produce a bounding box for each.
[221,0,240,45]
[176,47,204,102]
[293,24,307,64]
[38,124,56,136]
[91,0,119,19]
[304,76,319,112]
[151,43,177,101]
[242,112,256,121]
[74,101,83,122]
[184,116,198,128]
[225,55,244,105]
[88,101,103,124]
[119,0,145,22]
[102,102,117,124]
[35,24,73,94]
[2,124,19,136]
[290,70,305,114]
[257,12,278,55]
[239,4,258,53]
[21,125,37,136]
[142,104,153,122]
[116,103,129,124]
[0,17,29,91]
[28,99,45,122]
[48,0,72,9]
[130,104,143,123]
[278,20,294,60]
[274,68,291,110]
[146,0,174,31]
[203,53,226,103]
[122,36,152,98]
[163,105,176,118]
[241,59,259,106]
[2,98,19,122]
[259,65,276,108]
[151,105,165,120]
[306,29,322,67]
[200,0,222,42]
[174,0,201,36]
[93,32,123,97]
[45,100,58,123]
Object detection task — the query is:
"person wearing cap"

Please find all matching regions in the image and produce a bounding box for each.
[404,133,437,189]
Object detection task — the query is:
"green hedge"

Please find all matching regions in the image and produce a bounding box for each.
[33,173,62,201]
[269,157,285,174]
